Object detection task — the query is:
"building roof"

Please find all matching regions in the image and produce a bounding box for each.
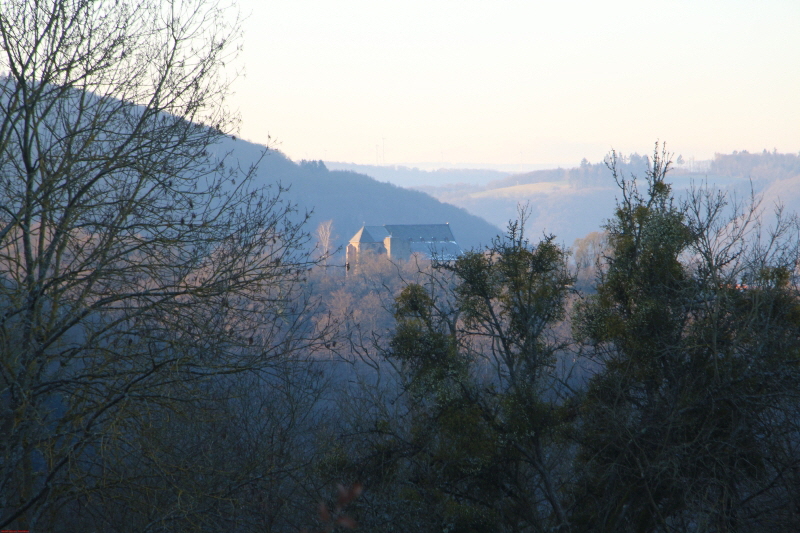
[349,225,390,243]
[350,224,457,244]
[348,223,463,260]
[408,240,463,261]
[383,224,456,242]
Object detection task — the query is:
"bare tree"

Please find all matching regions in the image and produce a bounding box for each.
[0,0,317,529]
[316,219,335,265]
[571,230,610,291]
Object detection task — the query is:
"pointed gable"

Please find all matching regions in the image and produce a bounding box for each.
[350,225,390,244]
[347,223,463,265]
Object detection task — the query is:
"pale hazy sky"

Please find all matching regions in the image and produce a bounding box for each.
[230,0,800,168]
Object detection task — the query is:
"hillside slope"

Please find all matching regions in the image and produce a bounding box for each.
[214,138,502,253]
[415,151,800,246]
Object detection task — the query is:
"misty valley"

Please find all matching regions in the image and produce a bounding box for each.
[3,0,800,532]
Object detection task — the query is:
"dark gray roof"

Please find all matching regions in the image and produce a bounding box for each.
[409,240,463,261]
[348,224,463,259]
[384,224,456,242]
[350,224,457,244]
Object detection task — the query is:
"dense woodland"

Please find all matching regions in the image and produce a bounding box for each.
[2,1,800,532]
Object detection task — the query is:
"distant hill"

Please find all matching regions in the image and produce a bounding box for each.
[413,150,800,246]
[324,162,512,188]
[212,138,503,255]
[215,139,800,253]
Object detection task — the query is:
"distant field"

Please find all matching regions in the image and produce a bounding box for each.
[469,181,571,199]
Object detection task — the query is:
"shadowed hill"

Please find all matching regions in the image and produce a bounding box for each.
[213,137,502,253]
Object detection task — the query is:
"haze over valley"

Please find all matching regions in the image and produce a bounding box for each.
[4,0,800,531]
[303,149,800,250]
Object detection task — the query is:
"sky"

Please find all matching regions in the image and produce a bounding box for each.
[230,0,800,169]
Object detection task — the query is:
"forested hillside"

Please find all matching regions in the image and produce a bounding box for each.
[416,149,800,246]
[324,162,512,187]
[211,138,502,252]
[3,0,799,531]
